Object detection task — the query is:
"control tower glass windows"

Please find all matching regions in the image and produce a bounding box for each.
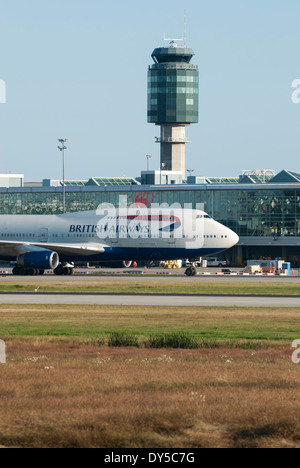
[147,67,199,124]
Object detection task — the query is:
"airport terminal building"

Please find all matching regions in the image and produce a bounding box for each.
[1,169,300,266]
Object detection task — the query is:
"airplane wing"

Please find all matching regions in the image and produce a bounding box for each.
[0,240,106,258]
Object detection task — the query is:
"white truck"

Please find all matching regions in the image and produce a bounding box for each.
[202,257,227,267]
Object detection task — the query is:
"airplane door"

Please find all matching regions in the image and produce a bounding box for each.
[39,228,49,242]
[168,234,176,245]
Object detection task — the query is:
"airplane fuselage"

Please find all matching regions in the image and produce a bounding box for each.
[0,209,239,274]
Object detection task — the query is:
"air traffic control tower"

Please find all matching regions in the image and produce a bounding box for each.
[147,38,199,176]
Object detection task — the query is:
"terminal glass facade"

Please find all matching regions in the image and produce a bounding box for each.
[213,189,300,237]
[0,187,300,238]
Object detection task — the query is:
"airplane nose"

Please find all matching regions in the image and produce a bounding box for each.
[230,231,239,247]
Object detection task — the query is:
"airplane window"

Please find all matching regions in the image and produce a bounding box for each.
[204,215,211,219]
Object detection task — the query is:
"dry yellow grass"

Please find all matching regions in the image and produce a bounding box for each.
[0,304,299,447]
[0,341,300,448]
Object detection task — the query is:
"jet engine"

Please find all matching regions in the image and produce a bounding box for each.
[17,250,59,270]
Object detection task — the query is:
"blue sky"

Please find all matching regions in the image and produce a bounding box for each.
[1,0,300,181]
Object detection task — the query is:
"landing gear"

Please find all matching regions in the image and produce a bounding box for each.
[12,263,74,276]
[184,261,198,277]
[12,266,45,276]
[185,266,197,277]
[54,263,74,276]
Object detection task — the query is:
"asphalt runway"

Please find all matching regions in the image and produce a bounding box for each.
[0,269,300,283]
[0,293,299,307]
[0,267,299,307]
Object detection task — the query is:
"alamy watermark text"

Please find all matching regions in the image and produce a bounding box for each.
[0,340,6,364]
[292,340,300,364]
[0,79,6,104]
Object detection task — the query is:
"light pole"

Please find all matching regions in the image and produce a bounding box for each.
[187,169,194,179]
[57,139,68,214]
[160,162,165,185]
[146,154,152,172]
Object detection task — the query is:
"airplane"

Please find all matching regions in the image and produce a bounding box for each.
[0,207,239,277]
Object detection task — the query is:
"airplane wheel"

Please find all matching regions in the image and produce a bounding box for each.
[54,264,74,276]
[185,267,197,277]
[13,266,24,276]
[63,267,73,275]
[26,268,38,276]
[13,267,41,276]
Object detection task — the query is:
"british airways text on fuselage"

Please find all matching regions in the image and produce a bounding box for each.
[69,214,182,237]
[69,224,152,235]
[69,224,99,233]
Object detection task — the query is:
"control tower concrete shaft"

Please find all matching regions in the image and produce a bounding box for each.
[147,39,199,175]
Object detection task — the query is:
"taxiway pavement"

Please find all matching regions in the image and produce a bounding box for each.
[0,293,299,307]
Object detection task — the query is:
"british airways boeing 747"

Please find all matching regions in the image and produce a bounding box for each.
[0,206,239,276]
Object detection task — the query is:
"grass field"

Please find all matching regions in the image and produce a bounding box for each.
[1,278,300,296]
[0,304,300,343]
[0,304,300,448]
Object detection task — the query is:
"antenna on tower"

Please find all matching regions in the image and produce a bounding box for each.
[184,10,187,47]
